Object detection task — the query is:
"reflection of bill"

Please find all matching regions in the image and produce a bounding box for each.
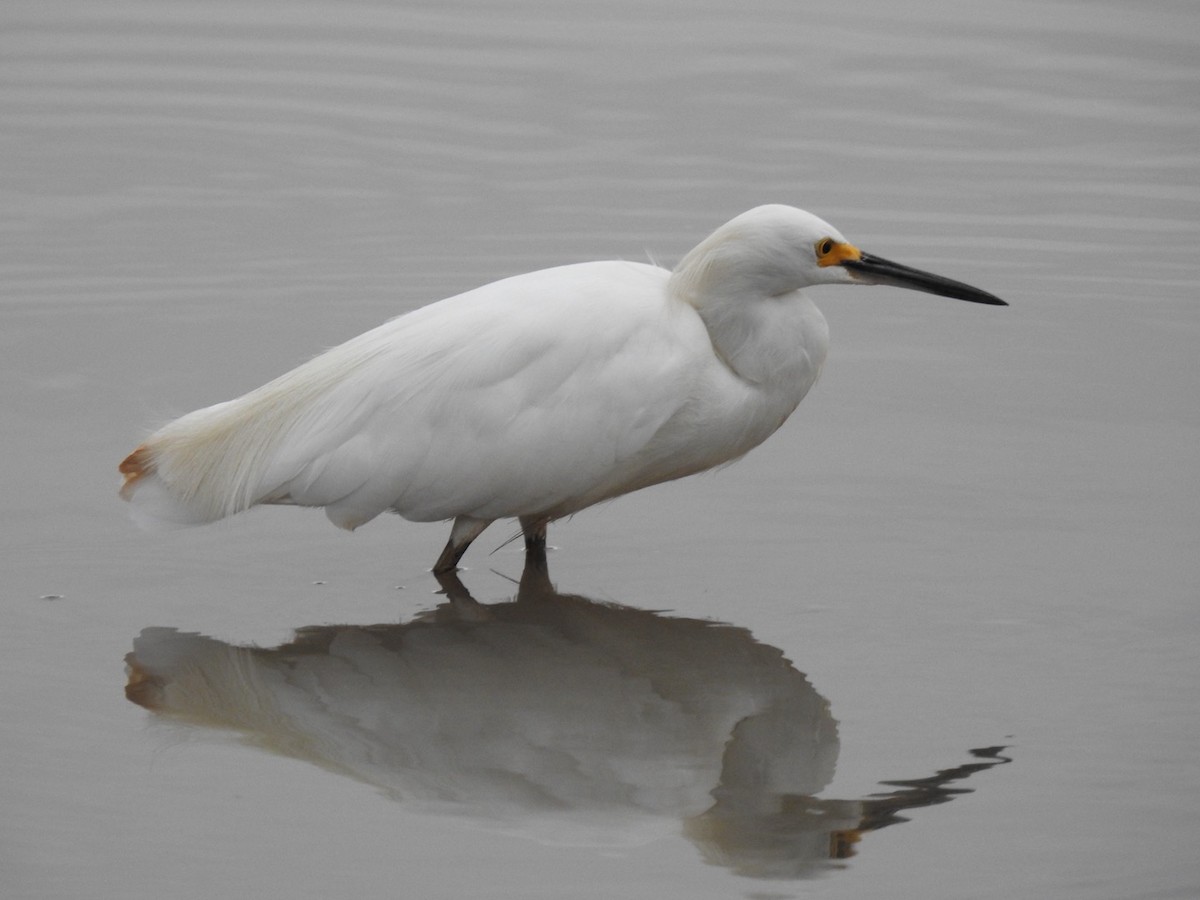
[686,745,1012,877]
[125,569,1010,880]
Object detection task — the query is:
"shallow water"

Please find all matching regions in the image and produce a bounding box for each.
[4,1,1199,898]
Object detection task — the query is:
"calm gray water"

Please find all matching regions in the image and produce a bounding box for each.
[4,1,1198,898]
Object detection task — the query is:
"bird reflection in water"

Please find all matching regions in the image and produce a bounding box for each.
[125,559,1010,880]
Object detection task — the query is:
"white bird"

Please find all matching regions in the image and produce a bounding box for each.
[120,204,1004,572]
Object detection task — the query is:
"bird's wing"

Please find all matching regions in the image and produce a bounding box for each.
[232,260,711,528]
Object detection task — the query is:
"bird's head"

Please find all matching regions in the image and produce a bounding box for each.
[671,204,1006,307]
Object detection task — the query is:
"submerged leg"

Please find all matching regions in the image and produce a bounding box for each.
[432,515,493,574]
[518,515,553,596]
[519,515,549,572]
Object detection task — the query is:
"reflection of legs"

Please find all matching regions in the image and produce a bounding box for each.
[517,516,554,596]
[432,515,493,574]
[432,566,497,623]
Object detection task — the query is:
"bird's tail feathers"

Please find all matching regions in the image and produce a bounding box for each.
[119,324,410,529]
[119,445,220,529]
[118,395,297,528]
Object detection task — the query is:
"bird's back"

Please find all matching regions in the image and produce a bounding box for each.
[121,260,717,529]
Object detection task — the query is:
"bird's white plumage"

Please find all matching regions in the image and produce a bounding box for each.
[120,204,1001,569]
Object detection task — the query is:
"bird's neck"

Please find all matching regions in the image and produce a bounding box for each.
[670,275,829,392]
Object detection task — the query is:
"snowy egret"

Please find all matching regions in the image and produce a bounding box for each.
[119,204,1005,572]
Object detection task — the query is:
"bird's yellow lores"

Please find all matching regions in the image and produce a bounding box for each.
[120,205,1005,572]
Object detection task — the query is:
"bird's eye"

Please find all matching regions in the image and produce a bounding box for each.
[815,237,834,257]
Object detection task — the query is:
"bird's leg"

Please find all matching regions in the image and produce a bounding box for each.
[432,515,493,574]
[519,515,549,573]
[517,516,554,598]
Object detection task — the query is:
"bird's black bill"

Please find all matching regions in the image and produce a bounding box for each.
[844,252,1007,306]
